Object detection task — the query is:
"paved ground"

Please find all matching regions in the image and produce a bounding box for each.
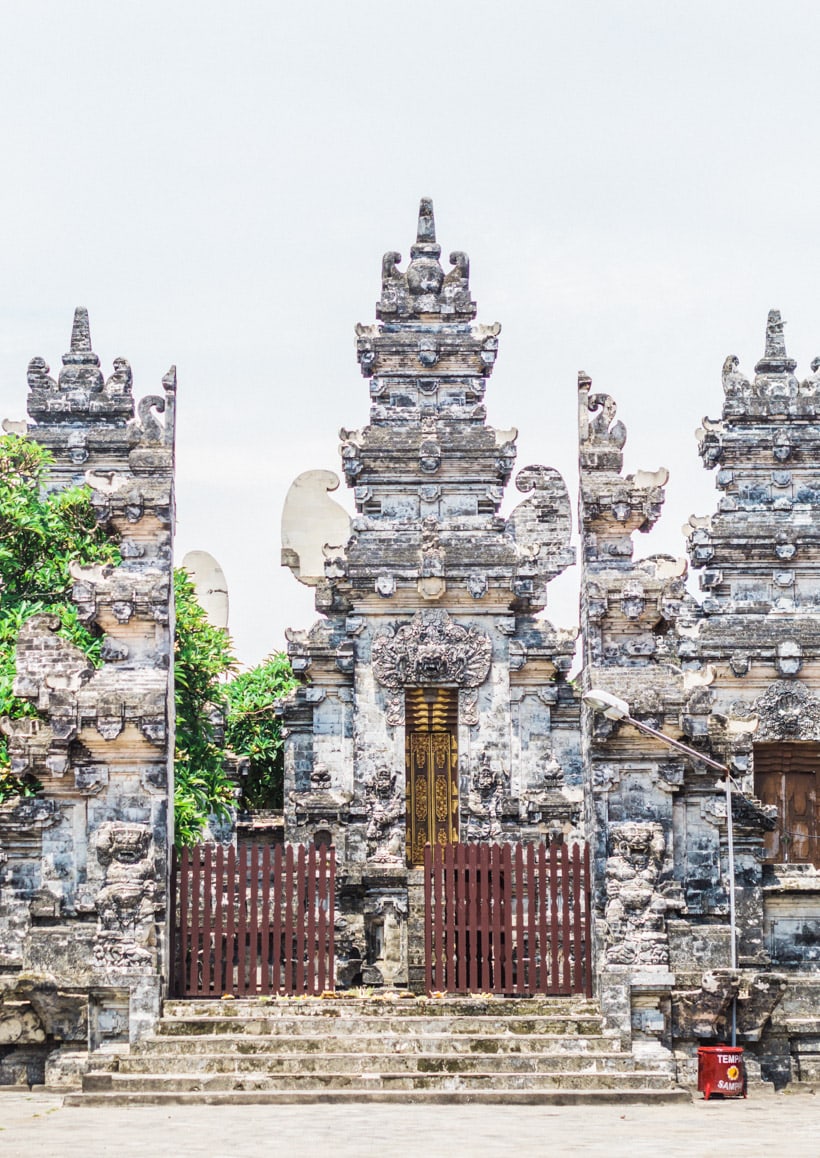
[0,1089,817,1157]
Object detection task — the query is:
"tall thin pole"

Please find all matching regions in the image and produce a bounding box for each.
[621,709,739,1047]
[725,773,738,1048]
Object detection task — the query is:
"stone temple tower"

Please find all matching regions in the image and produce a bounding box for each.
[279,200,582,987]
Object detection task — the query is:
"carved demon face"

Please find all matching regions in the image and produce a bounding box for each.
[414,644,446,682]
[96,823,151,868]
[374,766,395,796]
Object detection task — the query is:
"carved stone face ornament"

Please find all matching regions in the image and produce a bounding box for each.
[372,610,492,692]
[736,680,820,742]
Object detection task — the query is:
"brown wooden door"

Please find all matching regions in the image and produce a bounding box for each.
[405,688,459,867]
[754,742,820,867]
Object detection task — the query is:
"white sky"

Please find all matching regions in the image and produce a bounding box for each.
[1,1,819,666]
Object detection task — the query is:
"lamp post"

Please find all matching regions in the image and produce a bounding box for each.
[583,688,738,1047]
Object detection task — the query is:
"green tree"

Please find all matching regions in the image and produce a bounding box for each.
[224,652,297,810]
[172,568,237,846]
[0,434,119,802]
[0,432,296,841]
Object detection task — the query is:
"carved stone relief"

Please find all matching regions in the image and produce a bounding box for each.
[459,687,480,727]
[730,680,820,742]
[465,752,508,841]
[364,766,405,863]
[93,822,156,971]
[604,821,669,966]
[372,610,491,690]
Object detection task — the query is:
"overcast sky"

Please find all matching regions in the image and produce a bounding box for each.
[1,1,819,666]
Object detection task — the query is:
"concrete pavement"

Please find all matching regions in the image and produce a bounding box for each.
[0,1088,818,1157]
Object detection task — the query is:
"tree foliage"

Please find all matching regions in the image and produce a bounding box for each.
[0,434,119,802]
[0,433,297,844]
[172,568,237,847]
[224,652,297,811]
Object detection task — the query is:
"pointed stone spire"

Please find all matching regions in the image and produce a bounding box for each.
[71,307,93,354]
[59,306,103,390]
[755,308,797,375]
[410,197,441,261]
[416,197,436,245]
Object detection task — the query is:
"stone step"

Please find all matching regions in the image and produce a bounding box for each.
[65,1088,692,1107]
[162,998,601,1019]
[111,1051,642,1076]
[135,1032,621,1057]
[81,1069,677,1093]
[156,1015,608,1037]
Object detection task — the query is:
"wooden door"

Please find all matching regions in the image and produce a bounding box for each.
[754,742,820,867]
[405,688,459,867]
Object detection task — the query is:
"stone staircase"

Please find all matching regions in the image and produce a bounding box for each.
[65,995,690,1105]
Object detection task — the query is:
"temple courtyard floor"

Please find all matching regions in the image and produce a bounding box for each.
[0,1088,817,1157]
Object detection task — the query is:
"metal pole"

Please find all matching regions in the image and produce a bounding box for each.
[725,773,738,1048]
[619,711,739,1046]
[621,714,730,773]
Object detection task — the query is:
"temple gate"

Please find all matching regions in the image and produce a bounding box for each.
[278,200,582,990]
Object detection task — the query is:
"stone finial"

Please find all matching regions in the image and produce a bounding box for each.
[416,197,437,246]
[375,199,476,320]
[57,306,103,392]
[71,307,93,354]
[407,197,443,295]
[764,310,787,359]
[755,308,797,375]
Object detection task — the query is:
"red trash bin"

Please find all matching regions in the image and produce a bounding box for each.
[697,1045,746,1100]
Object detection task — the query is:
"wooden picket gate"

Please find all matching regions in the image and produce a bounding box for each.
[172,843,335,997]
[424,840,593,997]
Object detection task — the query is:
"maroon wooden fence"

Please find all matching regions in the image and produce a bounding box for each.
[424,841,592,997]
[172,843,335,997]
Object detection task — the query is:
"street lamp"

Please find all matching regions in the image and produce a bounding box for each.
[583,688,739,1047]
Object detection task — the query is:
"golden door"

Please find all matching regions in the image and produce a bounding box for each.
[405,688,459,867]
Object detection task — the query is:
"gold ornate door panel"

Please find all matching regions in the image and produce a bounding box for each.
[405,688,459,867]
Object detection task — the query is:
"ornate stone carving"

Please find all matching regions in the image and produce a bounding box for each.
[620,578,646,620]
[376,199,477,322]
[418,437,441,473]
[604,822,669,967]
[459,687,480,727]
[465,752,507,841]
[26,356,57,392]
[105,357,133,397]
[384,693,404,727]
[505,465,575,588]
[372,610,491,691]
[722,354,750,399]
[673,971,786,1042]
[310,766,332,791]
[732,680,820,742]
[364,766,404,863]
[581,391,627,475]
[93,822,156,970]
